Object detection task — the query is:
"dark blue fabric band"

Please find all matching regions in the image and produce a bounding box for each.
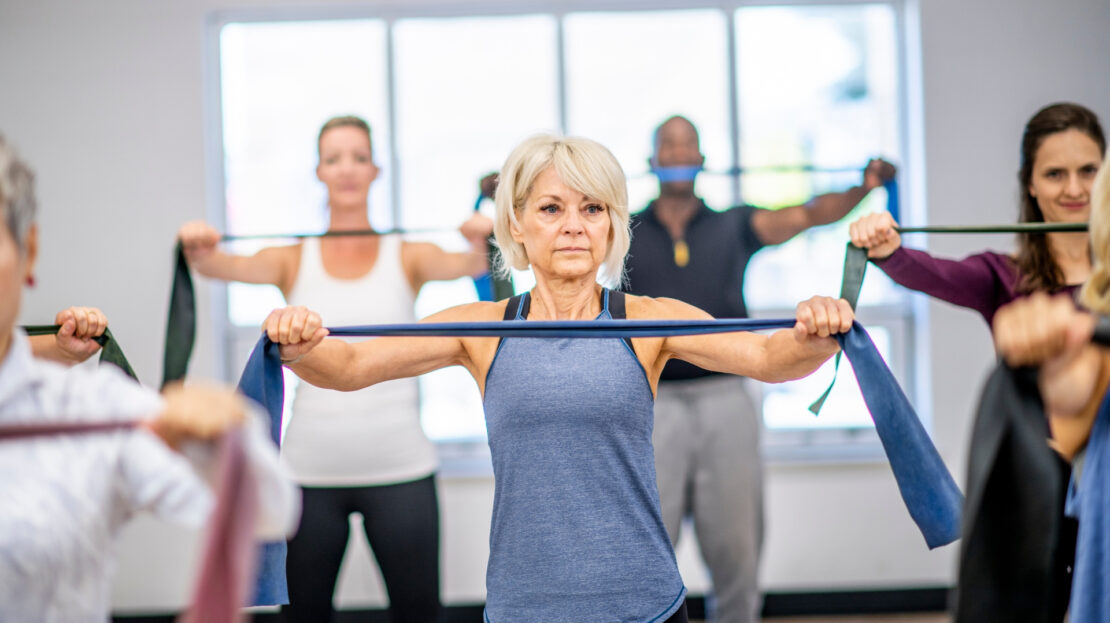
[237,318,962,598]
[235,337,288,606]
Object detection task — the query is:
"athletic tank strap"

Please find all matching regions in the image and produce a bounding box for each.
[499,289,634,352]
[607,290,635,352]
[502,293,529,321]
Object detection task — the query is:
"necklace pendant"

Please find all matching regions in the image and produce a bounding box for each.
[673,240,689,267]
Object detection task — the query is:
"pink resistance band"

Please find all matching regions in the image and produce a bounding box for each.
[0,421,258,622]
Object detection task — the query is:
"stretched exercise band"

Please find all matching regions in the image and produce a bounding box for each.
[163,217,510,387]
[820,220,1092,411]
[0,420,257,623]
[22,324,138,381]
[236,316,962,608]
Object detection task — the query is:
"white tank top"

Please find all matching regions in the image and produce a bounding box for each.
[282,235,437,486]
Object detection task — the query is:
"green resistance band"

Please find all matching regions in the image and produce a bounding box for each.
[22,324,138,381]
[811,221,1090,414]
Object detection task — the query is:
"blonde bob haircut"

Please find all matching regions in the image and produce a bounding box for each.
[493,134,630,287]
[1081,151,1110,314]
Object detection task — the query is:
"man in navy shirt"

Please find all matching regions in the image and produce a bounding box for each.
[625,115,895,623]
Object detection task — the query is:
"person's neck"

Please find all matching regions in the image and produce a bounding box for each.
[0,329,12,367]
[1048,231,1091,285]
[653,189,700,239]
[327,201,373,231]
[528,276,602,321]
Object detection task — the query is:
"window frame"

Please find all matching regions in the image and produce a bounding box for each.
[202,0,925,467]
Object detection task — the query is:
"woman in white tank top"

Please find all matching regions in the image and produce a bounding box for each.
[177,116,493,623]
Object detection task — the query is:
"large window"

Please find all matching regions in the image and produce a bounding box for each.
[210,2,915,455]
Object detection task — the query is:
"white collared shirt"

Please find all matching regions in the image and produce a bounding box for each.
[0,331,300,622]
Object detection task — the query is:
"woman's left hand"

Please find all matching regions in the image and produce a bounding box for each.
[793,296,855,339]
[54,306,107,363]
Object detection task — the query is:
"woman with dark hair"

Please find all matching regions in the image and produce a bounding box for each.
[849,102,1104,326]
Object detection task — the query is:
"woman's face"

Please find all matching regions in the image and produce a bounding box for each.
[1029,128,1103,223]
[316,126,379,208]
[511,166,611,281]
[0,220,35,359]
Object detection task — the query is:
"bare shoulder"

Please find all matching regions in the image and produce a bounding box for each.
[624,293,713,320]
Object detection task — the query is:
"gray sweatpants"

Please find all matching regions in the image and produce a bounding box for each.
[653,375,763,623]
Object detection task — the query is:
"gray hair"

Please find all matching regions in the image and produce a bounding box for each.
[493,134,630,287]
[0,134,36,254]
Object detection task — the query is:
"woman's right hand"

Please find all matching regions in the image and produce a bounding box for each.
[848,212,901,259]
[153,382,247,450]
[178,220,222,264]
[263,306,329,364]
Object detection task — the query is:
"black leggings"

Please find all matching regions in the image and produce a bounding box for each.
[283,475,442,623]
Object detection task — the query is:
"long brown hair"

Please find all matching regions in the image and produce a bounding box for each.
[1014,102,1105,294]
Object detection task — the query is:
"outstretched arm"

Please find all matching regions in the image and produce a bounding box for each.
[650,296,851,383]
[403,212,494,289]
[178,220,294,290]
[752,158,897,246]
[265,304,480,392]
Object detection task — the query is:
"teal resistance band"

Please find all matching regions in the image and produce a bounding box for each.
[813,221,1091,414]
[22,324,138,381]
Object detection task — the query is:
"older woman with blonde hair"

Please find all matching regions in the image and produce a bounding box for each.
[264,134,855,623]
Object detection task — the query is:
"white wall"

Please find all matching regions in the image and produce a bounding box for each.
[2,0,1109,612]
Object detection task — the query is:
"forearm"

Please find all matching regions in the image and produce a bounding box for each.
[190,249,281,285]
[807,185,870,226]
[286,338,369,391]
[1039,346,1105,416]
[755,329,841,383]
[436,246,489,281]
[462,237,492,277]
[873,248,1000,320]
[28,334,82,365]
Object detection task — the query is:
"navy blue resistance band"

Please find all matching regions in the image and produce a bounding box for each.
[236,317,962,604]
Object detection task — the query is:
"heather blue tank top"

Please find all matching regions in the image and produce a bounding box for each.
[482,288,686,622]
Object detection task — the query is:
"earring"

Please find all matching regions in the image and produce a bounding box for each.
[25,274,35,287]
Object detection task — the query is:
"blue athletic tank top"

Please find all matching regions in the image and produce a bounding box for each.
[482,288,686,622]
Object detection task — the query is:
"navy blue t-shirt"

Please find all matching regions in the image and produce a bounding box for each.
[624,199,765,380]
